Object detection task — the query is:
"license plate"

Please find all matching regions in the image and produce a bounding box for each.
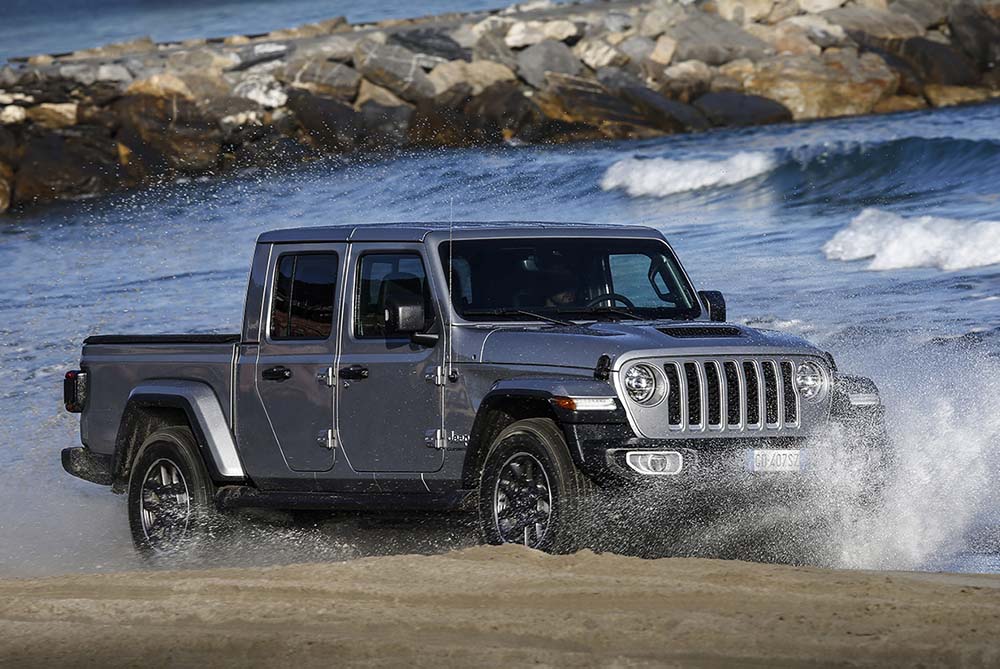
[748,449,801,473]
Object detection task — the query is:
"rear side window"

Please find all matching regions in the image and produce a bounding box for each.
[355,252,430,338]
[270,253,339,340]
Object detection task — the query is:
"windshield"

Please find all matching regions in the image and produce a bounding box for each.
[439,238,701,322]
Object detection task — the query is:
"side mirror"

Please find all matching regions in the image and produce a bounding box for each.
[698,290,727,322]
[385,297,426,335]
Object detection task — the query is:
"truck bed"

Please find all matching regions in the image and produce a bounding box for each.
[79,336,240,458]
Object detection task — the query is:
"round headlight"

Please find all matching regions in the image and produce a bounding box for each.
[623,363,667,406]
[795,361,828,402]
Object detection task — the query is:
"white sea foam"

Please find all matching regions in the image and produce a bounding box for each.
[824,208,1000,271]
[600,152,776,197]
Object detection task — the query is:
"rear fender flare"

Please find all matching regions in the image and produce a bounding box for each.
[115,380,246,485]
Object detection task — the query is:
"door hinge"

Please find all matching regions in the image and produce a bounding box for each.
[316,367,335,387]
[317,428,336,450]
[425,366,446,386]
[425,366,459,386]
[424,428,447,450]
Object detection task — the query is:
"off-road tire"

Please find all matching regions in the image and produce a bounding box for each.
[127,427,216,557]
[478,418,596,553]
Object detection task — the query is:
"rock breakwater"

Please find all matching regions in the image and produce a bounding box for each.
[0,0,997,215]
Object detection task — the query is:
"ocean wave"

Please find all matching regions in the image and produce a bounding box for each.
[823,208,1000,271]
[600,152,776,197]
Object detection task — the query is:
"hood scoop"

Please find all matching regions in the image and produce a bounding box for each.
[657,325,744,338]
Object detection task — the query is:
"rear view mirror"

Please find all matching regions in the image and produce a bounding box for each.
[698,290,726,322]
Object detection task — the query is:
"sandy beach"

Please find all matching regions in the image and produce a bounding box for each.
[1,545,998,667]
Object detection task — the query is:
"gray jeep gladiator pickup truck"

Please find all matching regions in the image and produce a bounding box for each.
[63,223,888,554]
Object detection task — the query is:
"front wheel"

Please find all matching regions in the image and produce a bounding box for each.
[127,427,217,557]
[477,418,595,553]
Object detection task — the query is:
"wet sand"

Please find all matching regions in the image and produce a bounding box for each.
[1,545,998,667]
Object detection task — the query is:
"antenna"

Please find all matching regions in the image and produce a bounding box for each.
[447,197,454,378]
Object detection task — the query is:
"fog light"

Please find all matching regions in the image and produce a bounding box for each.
[625,451,683,476]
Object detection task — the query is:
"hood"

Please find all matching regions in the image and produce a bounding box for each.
[476,321,824,370]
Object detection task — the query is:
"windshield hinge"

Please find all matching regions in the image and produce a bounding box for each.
[424,428,448,450]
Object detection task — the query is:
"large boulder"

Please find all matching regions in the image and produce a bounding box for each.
[664,11,771,65]
[746,23,821,56]
[821,7,925,46]
[473,31,519,70]
[573,39,629,69]
[463,81,547,144]
[534,73,666,140]
[353,40,436,102]
[657,60,714,102]
[743,50,899,119]
[389,29,470,62]
[113,94,222,173]
[12,130,134,205]
[889,0,951,27]
[0,160,12,214]
[25,102,78,129]
[873,93,928,112]
[427,60,517,95]
[923,84,993,106]
[126,74,195,100]
[899,37,979,86]
[596,70,710,132]
[285,89,365,151]
[516,40,582,89]
[692,91,793,126]
[947,0,1000,70]
[797,0,846,12]
[715,0,779,23]
[278,60,361,99]
[782,15,851,48]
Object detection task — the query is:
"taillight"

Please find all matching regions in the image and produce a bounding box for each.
[64,370,88,413]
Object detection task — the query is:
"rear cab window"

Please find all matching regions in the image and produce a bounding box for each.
[269,253,339,340]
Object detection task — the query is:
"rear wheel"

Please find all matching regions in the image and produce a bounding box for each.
[478,418,595,553]
[127,427,216,556]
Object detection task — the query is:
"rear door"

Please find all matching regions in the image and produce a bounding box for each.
[254,244,345,472]
[335,244,445,473]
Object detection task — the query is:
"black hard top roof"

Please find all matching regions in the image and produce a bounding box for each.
[257,221,664,244]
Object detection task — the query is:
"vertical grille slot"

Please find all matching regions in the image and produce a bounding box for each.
[663,363,682,426]
[724,361,741,426]
[763,361,780,426]
[781,361,798,425]
[684,362,702,427]
[743,361,760,427]
[705,362,722,427]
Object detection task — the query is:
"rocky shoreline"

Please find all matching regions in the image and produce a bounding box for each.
[1,0,998,216]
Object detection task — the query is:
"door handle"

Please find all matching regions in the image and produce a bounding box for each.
[261,366,293,381]
[338,364,369,380]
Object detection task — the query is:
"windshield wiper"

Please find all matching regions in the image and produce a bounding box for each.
[582,306,644,321]
[463,308,574,327]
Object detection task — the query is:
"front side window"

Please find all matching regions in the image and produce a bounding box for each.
[439,238,700,321]
[269,253,338,340]
[355,252,432,338]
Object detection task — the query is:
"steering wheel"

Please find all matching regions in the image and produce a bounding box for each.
[585,293,636,309]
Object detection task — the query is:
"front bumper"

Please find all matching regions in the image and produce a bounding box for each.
[61,447,113,485]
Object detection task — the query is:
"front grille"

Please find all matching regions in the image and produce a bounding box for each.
[660,358,801,432]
